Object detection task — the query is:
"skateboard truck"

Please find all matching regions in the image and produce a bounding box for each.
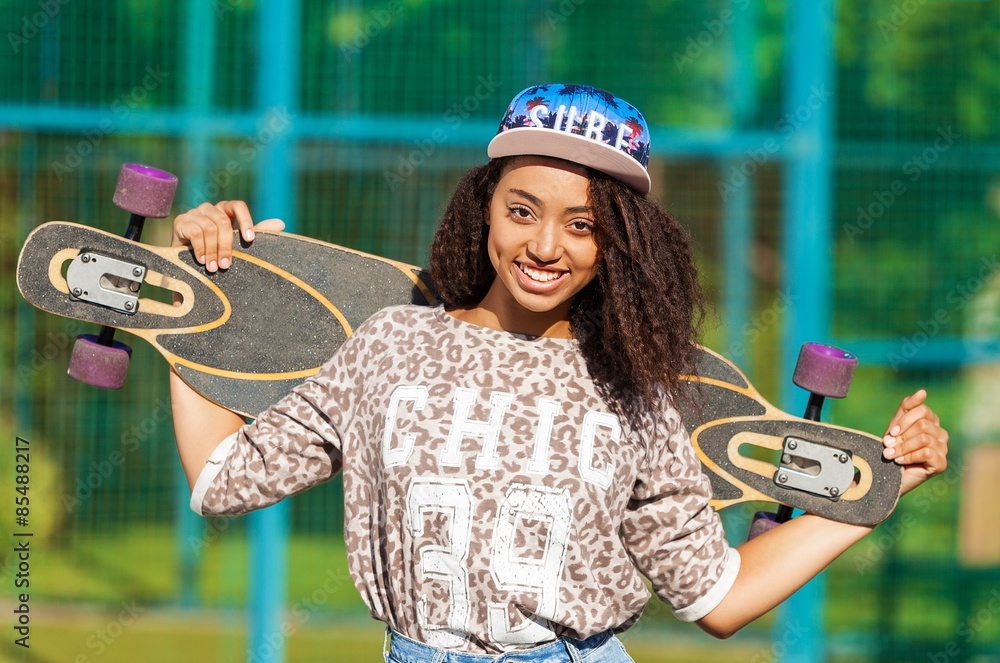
[66,251,147,315]
[66,163,178,389]
[775,436,854,499]
[748,343,859,539]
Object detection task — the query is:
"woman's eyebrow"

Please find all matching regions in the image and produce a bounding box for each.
[509,188,543,206]
[508,188,593,214]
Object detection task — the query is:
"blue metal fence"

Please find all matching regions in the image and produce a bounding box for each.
[3,1,990,661]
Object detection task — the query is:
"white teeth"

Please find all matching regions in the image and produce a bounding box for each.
[519,264,563,282]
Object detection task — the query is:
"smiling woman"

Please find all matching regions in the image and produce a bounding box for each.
[165,83,949,662]
[451,157,600,339]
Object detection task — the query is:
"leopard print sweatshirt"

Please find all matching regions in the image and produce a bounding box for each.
[190,305,739,654]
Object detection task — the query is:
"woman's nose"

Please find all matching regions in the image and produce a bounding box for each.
[527,222,562,262]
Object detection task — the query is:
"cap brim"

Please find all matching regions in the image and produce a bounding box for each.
[488,128,651,195]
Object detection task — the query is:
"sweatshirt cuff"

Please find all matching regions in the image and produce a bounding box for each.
[189,432,239,515]
[672,547,741,622]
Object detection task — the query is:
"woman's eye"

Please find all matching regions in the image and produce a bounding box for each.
[509,206,533,220]
[571,220,594,232]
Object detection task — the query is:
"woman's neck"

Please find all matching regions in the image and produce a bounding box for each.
[448,284,574,339]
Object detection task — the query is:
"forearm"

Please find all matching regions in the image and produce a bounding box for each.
[169,368,245,490]
[697,514,872,638]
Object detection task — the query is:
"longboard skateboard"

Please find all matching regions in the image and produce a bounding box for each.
[15,162,900,527]
[17,221,902,527]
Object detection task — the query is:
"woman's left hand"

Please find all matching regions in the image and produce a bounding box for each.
[882,389,949,496]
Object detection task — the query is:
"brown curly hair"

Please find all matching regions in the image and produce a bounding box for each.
[429,156,704,419]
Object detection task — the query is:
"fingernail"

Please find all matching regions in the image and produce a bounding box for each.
[247,229,255,240]
[197,255,205,264]
[884,435,896,447]
[884,447,896,459]
[890,425,901,436]
[208,260,217,272]
[220,258,230,269]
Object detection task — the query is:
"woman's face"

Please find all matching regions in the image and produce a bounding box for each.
[480,156,599,333]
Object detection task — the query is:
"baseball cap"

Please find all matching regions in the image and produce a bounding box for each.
[487,83,651,195]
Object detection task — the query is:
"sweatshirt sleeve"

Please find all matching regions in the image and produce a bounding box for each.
[620,412,740,622]
[190,314,380,517]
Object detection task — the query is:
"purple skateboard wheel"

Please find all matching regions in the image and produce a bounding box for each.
[112,163,179,218]
[792,343,858,399]
[67,334,132,389]
[747,511,782,540]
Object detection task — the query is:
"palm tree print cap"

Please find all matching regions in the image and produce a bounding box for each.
[488,83,651,194]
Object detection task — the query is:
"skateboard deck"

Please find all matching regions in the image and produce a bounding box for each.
[16,222,437,416]
[17,221,901,526]
[675,349,899,525]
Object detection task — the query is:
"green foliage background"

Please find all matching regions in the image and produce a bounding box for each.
[1,0,998,661]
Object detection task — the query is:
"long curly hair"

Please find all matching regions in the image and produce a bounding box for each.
[429,156,704,419]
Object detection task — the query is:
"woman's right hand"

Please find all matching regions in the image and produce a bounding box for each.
[169,200,285,488]
[172,200,285,272]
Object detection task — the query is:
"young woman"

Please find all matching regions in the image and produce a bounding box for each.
[169,84,949,662]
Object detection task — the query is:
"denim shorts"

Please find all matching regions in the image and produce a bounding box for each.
[384,628,635,663]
